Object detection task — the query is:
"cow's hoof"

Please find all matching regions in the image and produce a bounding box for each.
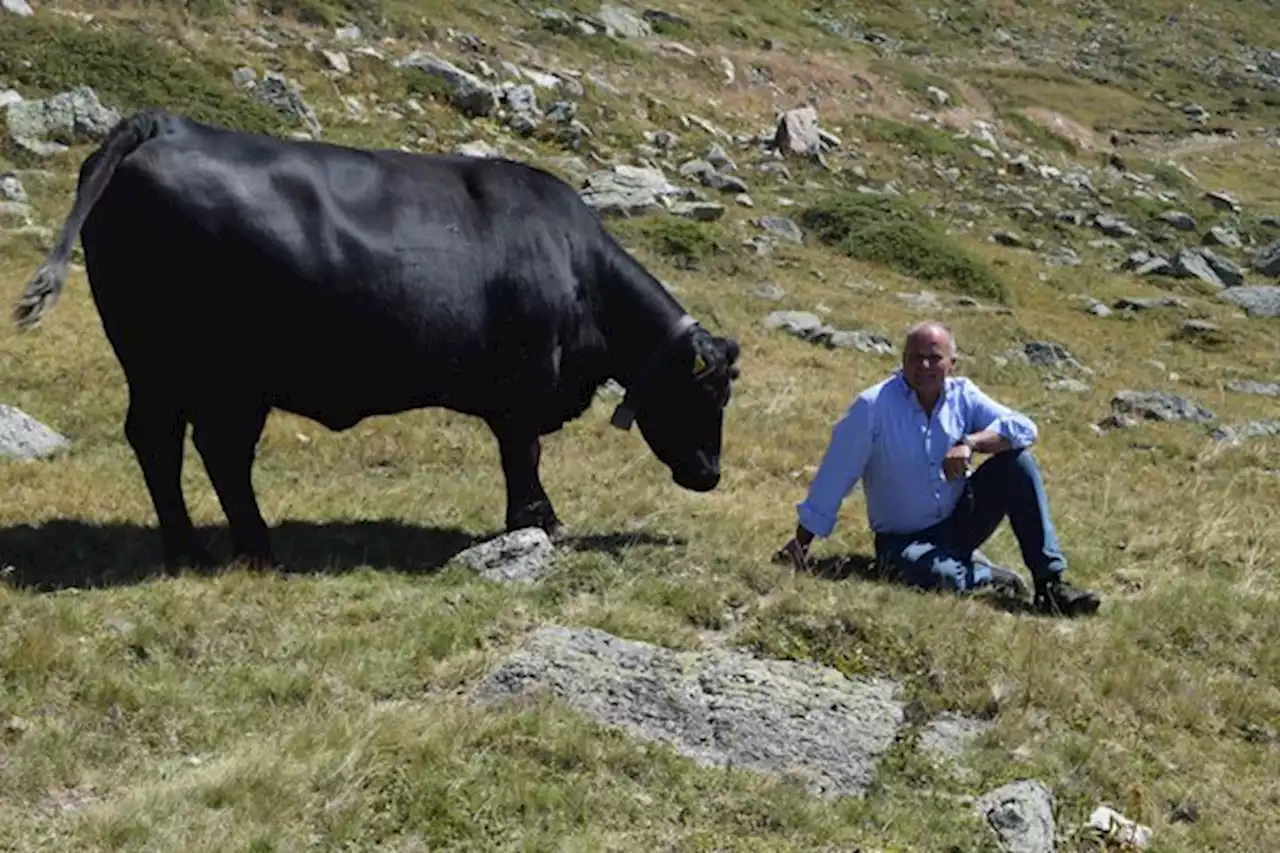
[506,519,565,539]
[506,502,562,537]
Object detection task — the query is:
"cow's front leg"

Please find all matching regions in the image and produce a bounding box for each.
[489,422,562,536]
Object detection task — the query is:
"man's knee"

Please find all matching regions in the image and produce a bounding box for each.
[976,447,1042,482]
[898,547,973,592]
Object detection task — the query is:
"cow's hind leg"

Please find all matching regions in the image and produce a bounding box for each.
[489,421,562,535]
[190,403,276,569]
[124,388,213,571]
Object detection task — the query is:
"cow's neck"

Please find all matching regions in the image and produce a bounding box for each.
[596,242,694,388]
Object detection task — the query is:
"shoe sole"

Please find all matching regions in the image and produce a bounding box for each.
[1037,596,1101,617]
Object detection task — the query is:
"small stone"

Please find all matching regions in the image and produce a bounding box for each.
[1109,390,1215,424]
[320,49,350,74]
[0,404,70,459]
[975,780,1056,853]
[456,140,501,158]
[453,528,554,584]
[1046,378,1091,393]
[1254,240,1280,278]
[1158,211,1197,231]
[670,201,725,221]
[1085,805,1153,850]
[0,174,27,203]
[1220,285,1280,318]
[1203,190,1241,213]
[1113,296,1186,311]
[1225,379,1280,397]
[392,50,499,118]
[756,216,803,244]
[1205,226,1242,249]
[751,281,786,301]
[1179,318,1220,335]
[773,106,821,156]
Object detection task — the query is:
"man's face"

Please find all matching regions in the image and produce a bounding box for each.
[903,328,955,396]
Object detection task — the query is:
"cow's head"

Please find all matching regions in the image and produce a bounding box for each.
[610,318,741,492]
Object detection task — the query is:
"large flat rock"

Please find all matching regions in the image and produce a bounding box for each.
[471,625,906,798]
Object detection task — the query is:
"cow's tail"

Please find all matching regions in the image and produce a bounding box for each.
[13,109,168,330]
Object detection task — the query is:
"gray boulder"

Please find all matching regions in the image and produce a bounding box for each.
[579,165,688,216]
[1221,285,1280,318]
[393,50,500,118]
[472,625,906,799]
[1254,240,1280,278]
[5,87,120,156]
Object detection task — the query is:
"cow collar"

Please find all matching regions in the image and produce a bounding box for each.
[610,313,700,430]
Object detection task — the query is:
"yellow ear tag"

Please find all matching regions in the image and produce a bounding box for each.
[692,352,708,376]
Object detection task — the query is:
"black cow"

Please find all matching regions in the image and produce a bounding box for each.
[14,108,740,571]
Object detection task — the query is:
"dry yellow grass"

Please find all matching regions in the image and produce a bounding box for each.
[2,0,1279,850]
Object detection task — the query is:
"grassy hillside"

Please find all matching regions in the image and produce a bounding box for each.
[2,0,1279,850]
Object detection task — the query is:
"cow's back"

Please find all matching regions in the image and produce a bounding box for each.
[79,118,603,424]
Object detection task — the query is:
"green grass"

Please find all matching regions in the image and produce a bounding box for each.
[1001,108,1081,155]
[798,192,1010,303]
[0,16,290,137]
[965,65,1194,134]
[2,0,1280,849]
[860,117,972,160]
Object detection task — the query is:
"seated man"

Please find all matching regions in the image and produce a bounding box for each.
[776,320,1101,617]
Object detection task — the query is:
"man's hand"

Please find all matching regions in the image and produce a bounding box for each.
[773,526,814,572]
[943,441,973,481]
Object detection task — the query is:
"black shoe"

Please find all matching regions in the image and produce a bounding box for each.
[985,564,1029,600]
[971,550,1028,600]
[1034,578,1101,617]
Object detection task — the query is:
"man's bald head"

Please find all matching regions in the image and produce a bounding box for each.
[901,320,956,403]
[903,320,957,358]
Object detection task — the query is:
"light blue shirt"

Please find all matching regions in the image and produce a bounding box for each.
[796,371,1039,538]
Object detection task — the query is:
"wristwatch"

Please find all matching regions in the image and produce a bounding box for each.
[958,435,977,452]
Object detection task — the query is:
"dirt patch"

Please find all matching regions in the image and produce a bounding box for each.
[1018,107,1100,152]
[657,45,929,130]
[934,105,991,135]
[933,77,998,131]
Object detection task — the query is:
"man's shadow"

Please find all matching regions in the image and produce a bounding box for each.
[0,518,685,593]
[797,552,1036,615]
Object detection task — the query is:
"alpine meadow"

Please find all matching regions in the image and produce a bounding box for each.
[1,0,1279,851]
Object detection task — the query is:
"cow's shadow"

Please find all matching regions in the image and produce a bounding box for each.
[797,552,1035,615]
[0,518,686,592]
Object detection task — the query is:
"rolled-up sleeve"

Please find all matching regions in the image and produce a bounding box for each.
[963,380,1038,448]
[796,396,874,538]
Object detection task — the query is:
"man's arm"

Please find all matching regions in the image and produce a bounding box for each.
[961,380,1038,451]
[792,395,874,541]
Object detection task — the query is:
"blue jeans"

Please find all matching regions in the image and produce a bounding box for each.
[873,449,1067,592]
